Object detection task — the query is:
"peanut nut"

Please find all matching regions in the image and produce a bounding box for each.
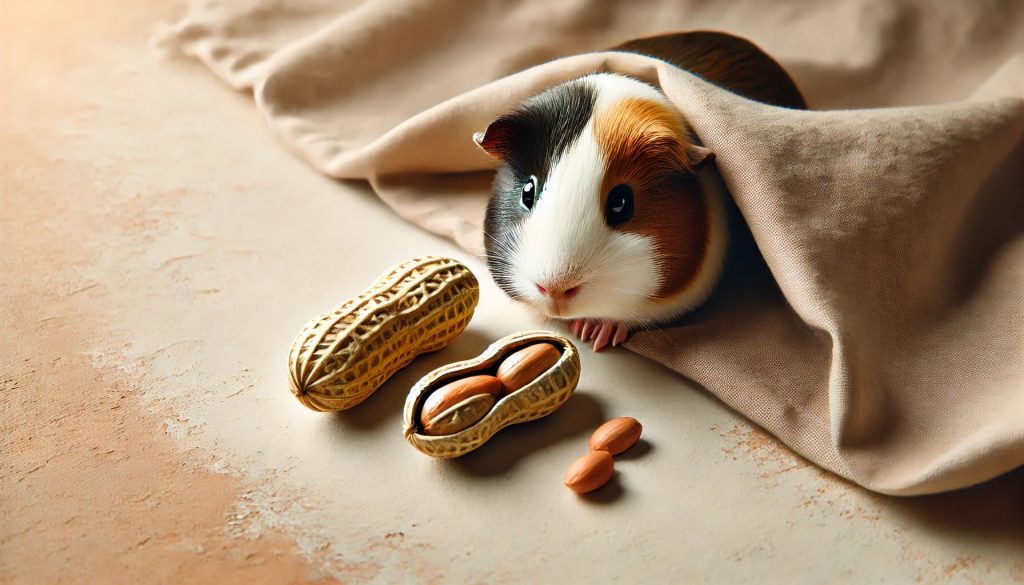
[588,417,643,455]
[496,342,561,394]
[564,450,615,494]
[422,393,496,436]
[420,375,502,423]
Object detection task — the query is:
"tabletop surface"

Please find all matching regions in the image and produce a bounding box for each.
[2,2,1022,583]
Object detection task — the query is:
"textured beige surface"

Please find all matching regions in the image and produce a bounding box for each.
[3,0,1023,582]
[159,0,1024,494]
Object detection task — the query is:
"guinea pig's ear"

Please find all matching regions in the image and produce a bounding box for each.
[683,143,715,171]
[473,115,518,160]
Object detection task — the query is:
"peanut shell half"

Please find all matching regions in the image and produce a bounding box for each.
[403,330,580,458]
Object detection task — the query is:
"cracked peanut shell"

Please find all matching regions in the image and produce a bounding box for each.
[403,330,580,458]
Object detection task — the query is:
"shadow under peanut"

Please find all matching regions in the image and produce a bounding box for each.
[613,438,652,462]
[328,328,493,431]
[579,471,624,505]
[448,391,606,477]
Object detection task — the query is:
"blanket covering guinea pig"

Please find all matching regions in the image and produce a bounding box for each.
[474,32,806,351]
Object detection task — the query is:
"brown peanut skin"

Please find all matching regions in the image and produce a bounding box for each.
[422,393,495,436]
[496,343,561,394]
[563,450,615,494]
[588,417,643,455]
[420,375,502,423]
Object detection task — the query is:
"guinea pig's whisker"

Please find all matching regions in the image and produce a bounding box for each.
[606,287,657,299]
[650,252,698,261]
[482,226,520,249]
[482,243,517,263]
[481,228,522,270]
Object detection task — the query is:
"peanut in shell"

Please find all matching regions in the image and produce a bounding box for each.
[422,393,496,436]
[420,375,502,422]
[288,256,479,412]
[496,342,561,394]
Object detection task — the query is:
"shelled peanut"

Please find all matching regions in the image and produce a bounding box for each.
[589,417,643,455]
[563,451,615,494]
[564,417,644,494]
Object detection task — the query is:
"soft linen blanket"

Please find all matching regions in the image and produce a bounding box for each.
[157,0,1024,495]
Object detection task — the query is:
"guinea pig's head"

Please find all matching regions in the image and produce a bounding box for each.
[475,73,728,326]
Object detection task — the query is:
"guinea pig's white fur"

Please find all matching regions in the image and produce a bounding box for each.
[503,74,729,327]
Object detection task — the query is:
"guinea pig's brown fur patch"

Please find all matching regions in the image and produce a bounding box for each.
[593,97,711,301]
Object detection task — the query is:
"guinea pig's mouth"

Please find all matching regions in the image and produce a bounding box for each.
[543,300,567,318]
[536,297,577,319]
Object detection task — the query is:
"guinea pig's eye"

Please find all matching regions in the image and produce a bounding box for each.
[520,176,538,211]
[605,184,634,226]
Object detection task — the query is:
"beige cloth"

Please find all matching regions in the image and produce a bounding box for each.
[157,0,1024,495]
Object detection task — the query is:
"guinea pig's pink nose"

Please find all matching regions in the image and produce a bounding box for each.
[536,282,580,300]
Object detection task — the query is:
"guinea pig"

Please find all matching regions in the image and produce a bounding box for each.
[474,31,806,351]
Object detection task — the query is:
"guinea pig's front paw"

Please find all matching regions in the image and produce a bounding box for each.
[569,319,630,352]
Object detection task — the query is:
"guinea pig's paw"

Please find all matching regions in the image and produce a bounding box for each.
[570,319,629,352]
[569,318,587,340]
[593,321,630,352]
[569,319,597,343]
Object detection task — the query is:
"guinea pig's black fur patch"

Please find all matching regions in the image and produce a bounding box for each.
[483,78,598,299]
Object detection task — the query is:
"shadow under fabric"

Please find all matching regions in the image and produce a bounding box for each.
[158,0,1024,495]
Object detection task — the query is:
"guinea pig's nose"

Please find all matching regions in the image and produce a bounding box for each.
[536,282,580,300]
